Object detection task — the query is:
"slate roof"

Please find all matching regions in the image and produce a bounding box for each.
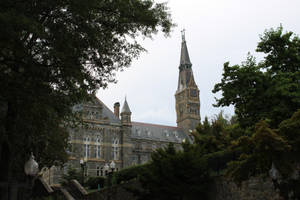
[72,96,121,124]
[180,37,192,66]
[95,98,121,124]
[131,121,189,143]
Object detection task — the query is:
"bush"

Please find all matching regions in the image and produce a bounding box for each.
[86,176,106,189]
[113,164,149,184]
[61,167,83,186]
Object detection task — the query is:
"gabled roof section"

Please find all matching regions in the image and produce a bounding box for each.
[131,121,190,143]
[121,97,131,113]
[95,97,121,124]
[73,95,121,124]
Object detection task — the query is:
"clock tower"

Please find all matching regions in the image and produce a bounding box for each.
[175,30,200,134]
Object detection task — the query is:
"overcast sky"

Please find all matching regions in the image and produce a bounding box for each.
[97,0,300,126]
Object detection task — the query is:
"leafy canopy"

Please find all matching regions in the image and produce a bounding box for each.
[213,26,300,128]
[0,0,174,181]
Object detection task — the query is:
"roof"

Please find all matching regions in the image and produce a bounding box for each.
[180,39,192,67]
[176,33,196,93]
[95,98,121,124]
[72,96,121,124]
[131,121,189,143]
[121,98,131,113]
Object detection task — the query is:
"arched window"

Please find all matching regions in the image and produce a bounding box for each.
[94,136,102,159]
[84,144,90,158]
[112,138,119,160]
[84,136,90,158]
[96,145,101,158]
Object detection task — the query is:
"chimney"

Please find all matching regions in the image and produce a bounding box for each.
[114,102,120,119]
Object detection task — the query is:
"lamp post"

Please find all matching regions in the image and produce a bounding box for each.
[104,161,116,187]
[24,152,39,199]
[24,152,39,176]
[110,161,116,173]
[80,158,87,186]
[104,163,109,176]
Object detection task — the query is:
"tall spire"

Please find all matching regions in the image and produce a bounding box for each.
[177,30,194,92]
[175,30,200,134]
[121,97,131,113]
[180,29,192,68]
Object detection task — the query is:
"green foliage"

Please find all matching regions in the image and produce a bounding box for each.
[278,109,300,161]
[61,167,83,186]
[86,176,106,190]
[213,54,270,128]
[213,26,300,128]
[227,120,293,184]
[113,164,149,184]
[116,109,300,199]
[138,143,212,200]
[212,28,300,199]
[0,0,174,181]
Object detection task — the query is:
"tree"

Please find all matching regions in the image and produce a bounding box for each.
[227,111,300,199]
[0,0,173,189]
[227,120,291,183]
[213,26,300,128]
[61,167,83,186]
[138,143,212,200]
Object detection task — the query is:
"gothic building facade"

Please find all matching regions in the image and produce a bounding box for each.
[44,33,201,185]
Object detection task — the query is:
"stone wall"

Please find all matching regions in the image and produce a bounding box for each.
[210,176,283,200]
[86,181,139,200]
[86,177,284,200]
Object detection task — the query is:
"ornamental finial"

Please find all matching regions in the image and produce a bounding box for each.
[181,29,186,42]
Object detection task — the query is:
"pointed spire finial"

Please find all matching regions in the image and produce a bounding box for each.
[179,29,191,67]
[181,28,186,42]
[121,96,131,113]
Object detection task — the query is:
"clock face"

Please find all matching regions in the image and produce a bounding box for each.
[190,89,197,97]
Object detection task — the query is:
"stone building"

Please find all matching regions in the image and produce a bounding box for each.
[45,33,200,185]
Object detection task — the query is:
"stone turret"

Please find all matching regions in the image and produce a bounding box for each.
[121,97,131,126]
[120,97,132,168]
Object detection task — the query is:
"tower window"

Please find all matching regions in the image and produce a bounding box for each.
[190,89,197,97]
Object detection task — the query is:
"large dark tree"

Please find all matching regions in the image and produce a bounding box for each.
[213,26,300,128]
[0,0,173,188]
